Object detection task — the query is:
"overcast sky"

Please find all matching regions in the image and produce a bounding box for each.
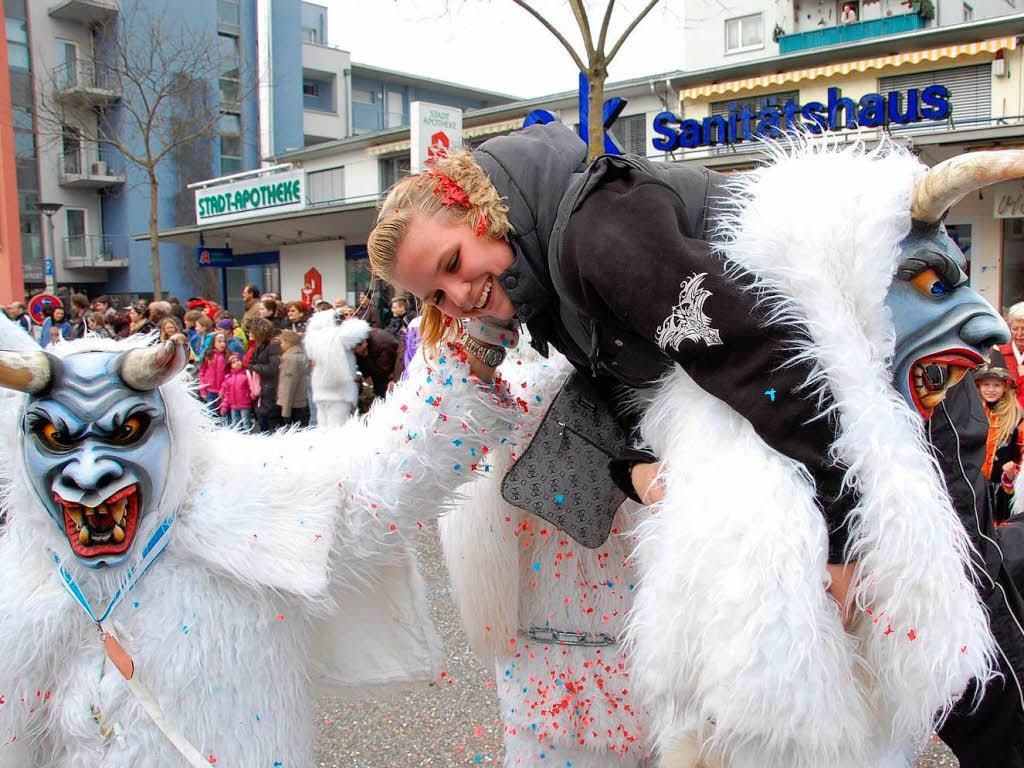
[322,1,689,99]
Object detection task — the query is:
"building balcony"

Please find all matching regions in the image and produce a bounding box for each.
[58,148,125,189]
[778,13,926,54]
[48,0,118,25]
[62,235,130,269]
[53,59,121,107]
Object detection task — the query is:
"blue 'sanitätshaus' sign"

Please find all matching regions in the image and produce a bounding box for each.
[652,85,950,151]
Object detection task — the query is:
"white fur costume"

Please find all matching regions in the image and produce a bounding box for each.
[442,348,654,768]
[304,312,368,429]
[0,325,526,767]
[627,140,995,767]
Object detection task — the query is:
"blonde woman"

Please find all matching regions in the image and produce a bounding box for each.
[976,366,1024,522]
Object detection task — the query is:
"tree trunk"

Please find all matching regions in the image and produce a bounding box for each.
[148,170,162,299]
[587,65,607,162]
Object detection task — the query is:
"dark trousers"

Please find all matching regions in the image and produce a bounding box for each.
[256,404,283,433]
[280,407,309,429]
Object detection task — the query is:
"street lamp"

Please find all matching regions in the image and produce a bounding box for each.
[33,202,63,295]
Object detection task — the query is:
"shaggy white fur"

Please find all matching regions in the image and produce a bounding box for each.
[304,314,368,429]
[0,327,526,767]
[441,349,654,767]
[627,139,995,767]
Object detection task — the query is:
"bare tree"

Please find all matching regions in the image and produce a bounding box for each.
[37,1,238,298]
[511,0,662,160]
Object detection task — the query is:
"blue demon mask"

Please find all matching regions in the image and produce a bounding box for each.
[886,221,1007,418]
[885,152,1024,418]
[0,338,188,568]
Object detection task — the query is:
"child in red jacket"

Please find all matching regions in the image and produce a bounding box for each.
[219,353,254,431]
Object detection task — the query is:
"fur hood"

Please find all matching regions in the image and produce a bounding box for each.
[628,138,995,767]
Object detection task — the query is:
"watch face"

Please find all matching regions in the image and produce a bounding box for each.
[484,346,506,367]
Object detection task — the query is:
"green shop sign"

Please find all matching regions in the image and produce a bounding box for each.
[195,170,306,224]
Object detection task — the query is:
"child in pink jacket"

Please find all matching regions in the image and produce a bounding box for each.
[219,353,254,430]
[198,332,230,414]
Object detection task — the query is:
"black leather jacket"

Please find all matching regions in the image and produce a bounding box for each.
[474,122,856,561]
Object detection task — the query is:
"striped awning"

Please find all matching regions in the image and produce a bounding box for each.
[365,118,526,157]
[679,35,1018,100]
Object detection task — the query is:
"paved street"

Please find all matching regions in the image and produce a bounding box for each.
[315,521,959,767]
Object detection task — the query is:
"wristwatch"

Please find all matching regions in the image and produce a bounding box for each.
[462,334,507,368]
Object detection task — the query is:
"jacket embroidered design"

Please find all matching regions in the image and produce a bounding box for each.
[655,272,723,350]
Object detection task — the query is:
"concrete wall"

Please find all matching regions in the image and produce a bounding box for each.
[279,239,346,302]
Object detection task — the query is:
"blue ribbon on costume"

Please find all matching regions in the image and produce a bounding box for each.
[49,513,176,626]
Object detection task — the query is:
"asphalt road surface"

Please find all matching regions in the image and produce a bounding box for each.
[314,521,958,767]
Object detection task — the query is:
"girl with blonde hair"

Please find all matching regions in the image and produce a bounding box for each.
[976,365,1024,522]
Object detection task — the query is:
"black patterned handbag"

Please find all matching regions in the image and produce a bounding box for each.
[500,371,628,549]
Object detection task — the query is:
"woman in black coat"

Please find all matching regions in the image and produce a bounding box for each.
[246,317,283,433]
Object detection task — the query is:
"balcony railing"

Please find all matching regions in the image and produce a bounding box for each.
[62,235,130,269]
[53,58,121,106]
[59,146,125,189]
[778,13,926,54]
[48,0,118,25]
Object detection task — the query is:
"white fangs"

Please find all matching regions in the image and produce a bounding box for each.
[475,278,492,310]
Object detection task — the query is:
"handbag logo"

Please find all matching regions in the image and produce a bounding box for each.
[655,272,723,351]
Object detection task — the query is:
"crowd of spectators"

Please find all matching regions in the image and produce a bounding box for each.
[3,282,420,433]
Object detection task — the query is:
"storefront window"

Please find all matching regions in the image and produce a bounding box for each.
[1003,218,1024,311]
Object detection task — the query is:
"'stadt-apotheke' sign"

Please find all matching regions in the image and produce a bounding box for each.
[410,101,463,173]
[995,183,1024,219]
[652,85,951,151]
[195,169,306,224]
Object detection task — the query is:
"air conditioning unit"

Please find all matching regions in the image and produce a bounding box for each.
[91,161,108,175]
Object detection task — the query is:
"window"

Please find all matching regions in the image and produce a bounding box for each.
[307,166,344,205]
[303,77,334,110]
[879,64,991,128]
[62,125,81,175]
[218,0,239,27]
[218,33,240,105]
[218,113,241,175]
[385,89,405,128]
[379,155,410,193]
[608,114,647,156]
[725,13,763,54]
[65,209,87,265]
[301,2,327,44]
[352,88,375,104]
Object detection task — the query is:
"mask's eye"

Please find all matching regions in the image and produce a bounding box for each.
[109,414,150,446]
[36,422,77,452]
[910,267,949,298]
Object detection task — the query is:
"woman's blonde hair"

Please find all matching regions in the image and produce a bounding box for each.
[986,380,1022,448]
[367,150,511,348]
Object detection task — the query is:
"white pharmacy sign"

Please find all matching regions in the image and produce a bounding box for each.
[195,170,306,224]
[410,101,463,173]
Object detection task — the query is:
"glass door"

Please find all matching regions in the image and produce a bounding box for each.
[57,41,78,89]
[66,209,86,265]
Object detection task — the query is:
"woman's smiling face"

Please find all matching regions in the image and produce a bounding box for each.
[392,214,517,321]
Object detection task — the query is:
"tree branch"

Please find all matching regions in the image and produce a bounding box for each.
[596,0,616,54]
[510,0,587,72]
[568,0,595,60]
[606,0,661,64]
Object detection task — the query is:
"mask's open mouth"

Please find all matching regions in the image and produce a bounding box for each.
[909,349,984,418]
[55,484,139,558]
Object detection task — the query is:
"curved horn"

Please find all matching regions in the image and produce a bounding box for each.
[118,334,189,391]
[0,350,53,394]
[912,150,1024,224]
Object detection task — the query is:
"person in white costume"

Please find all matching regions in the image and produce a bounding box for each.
[367,130,1024,767]
[0,316,527,767]
[303,309,368,428]
[441,344,654,768]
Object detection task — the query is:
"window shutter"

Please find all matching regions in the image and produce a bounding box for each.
[307,167,345,205]
[879,63,990,126]
[609,114,648,157]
